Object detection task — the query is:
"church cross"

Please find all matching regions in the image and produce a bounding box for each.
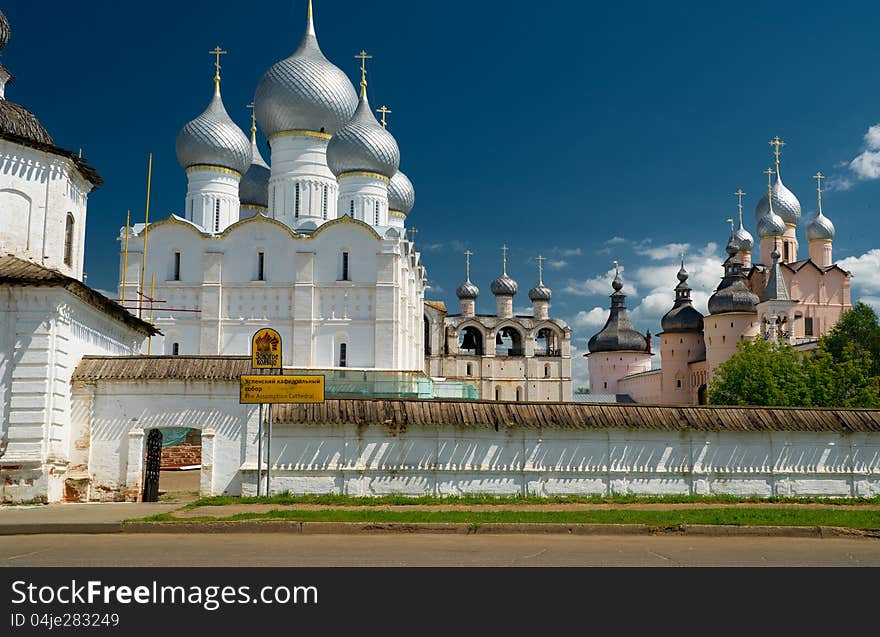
[464,249,473,281]
[355,50,372,96]
[376,105,392,128]
[769,136,785,167]
[536,254,545,284]
[764,166,775,191]
[209,46,227,90]
[408,226,419,243]
[501,244,509,275]
[735,189,746,225]
[814,171,825,210]
[246,102,256,141]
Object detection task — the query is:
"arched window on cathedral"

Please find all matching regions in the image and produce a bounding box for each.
[338,343,347,368]
[495,387,501,401]
[172,342,180,356]
[349,200,355,217]
[544,364,550,378]
[424,316,431,356]
[374,201,379,226]
[63,213,74,266]
[214,200,220,233]
[466,363,473,377]
[295,183,301,218]
[322,185,328,220]
[515,387,522,402]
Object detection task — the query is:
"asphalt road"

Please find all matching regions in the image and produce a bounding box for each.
[1,533,879,566]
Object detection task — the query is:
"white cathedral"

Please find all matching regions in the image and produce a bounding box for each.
[120,2,425,370]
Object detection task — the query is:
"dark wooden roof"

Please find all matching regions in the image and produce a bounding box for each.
[73,356,249,381]
[0,255,157,335]
[70,356,880,433]
[272,400,880,433]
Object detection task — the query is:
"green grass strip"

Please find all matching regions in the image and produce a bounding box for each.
[185,492,880,510]
[136,508,880,529]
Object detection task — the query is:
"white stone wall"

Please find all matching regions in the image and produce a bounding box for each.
[183,166,241,233]
[70,378,880,501]
[0,140,92,280]
[0,286,146,502]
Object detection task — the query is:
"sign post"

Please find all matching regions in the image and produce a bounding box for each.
[251,329,282,497]
[246,329,324,497]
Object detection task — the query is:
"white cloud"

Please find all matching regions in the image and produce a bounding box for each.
[422,243,446,252]
[559,248,582,257]
[546,259,568,270]
[571,307,609,330]
[563,266,637,297]
[426,281,445,295]
[839,249,880,295]
[844,124,880,183]
[634,242,690,261]
[605,236,627,245]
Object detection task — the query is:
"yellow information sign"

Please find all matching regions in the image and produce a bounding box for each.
[251,328,282,369]
[240,375,325,404]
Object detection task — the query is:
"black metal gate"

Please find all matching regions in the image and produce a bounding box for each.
[142,429,163,502]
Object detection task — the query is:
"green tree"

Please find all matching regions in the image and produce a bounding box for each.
[708,340,810,406]
[709,338,880,408]
[820,302,880,378]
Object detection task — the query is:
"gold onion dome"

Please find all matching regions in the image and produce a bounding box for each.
[253,3,358,138]
[388,170,415,215]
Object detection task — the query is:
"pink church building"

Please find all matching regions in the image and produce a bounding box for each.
[586,143,852,405]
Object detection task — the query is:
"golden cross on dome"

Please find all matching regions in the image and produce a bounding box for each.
[209,46,227,92]
[769,136,785,167]
[376,105,392,128]
[814,171,825,210]
[355,50,372,97]
[246,102,257,142]
[501,244,509,275]
[734,189,746,225]
[464,250,473,280]
[764,167,775,193]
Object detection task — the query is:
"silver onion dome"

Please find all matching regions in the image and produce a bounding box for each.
[0,9,10,51]
[806,210,835,242]
[388,170,415,214]
[253,9,357,138]
[327,92,400,178]
[755,172,801,226]
[756,208,786,239]
[456,280,480,300]
[490,274,518,296]
[733,222,754,253]
[528,283,552,302]
[239,137,270,207]
[176,90,252,175]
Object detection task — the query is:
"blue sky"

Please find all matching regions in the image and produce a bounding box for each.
[5,1,880,386]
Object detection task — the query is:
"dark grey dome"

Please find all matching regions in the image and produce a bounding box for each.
[588,272,649,353]
[456,280,479,300]
[239,139,269,207]
[490,273,518,296]
[660,265,704,333]
[0,100,53,146]
[707,258,759,315]
[0,10,10,51]
[528,283,552,301]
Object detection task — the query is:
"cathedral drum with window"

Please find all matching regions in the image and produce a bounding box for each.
[118,3,426,371]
